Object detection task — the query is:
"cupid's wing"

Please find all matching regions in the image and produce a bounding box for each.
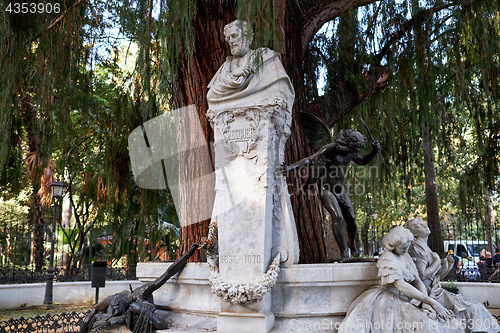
[299,112,332,152]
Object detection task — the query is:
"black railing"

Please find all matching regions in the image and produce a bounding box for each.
[444,266,500,283]
[0,310,498,333]
[0,209,177,287]
[0,268,47,285]
[0,266,136,285]
[0,311,90,333]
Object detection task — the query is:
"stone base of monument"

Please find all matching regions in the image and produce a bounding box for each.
[137,261,378,332]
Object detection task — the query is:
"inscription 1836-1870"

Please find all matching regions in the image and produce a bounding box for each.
[221,254,262,264]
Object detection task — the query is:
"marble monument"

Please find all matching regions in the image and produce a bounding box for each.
[338,225,500,333]
[206,19,299,333]
[338,226,457,333]
[405,218,499,333]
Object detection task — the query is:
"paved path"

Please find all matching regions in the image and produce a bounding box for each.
[130,309,500,333]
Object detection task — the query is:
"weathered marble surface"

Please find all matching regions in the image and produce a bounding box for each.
[339,227,466,333]
[138,262,500,332]
[206,19,298,333]
[207,47,294,113]
[138,261,378,317]
[405,218,500,333]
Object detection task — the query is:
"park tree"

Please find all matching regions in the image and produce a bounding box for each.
[167,0,500,261]
[330,0,500,256]
[166,0,391,263]
[2,0,499,266]
[0,0,177,269]
[1,1,88,268]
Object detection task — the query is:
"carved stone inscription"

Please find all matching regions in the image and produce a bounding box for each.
[225,127,255,141]
[215,109,264,158]
[225,126,256,156]
[220,254,262,264]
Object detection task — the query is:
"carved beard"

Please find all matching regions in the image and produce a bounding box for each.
[230,40,250,57]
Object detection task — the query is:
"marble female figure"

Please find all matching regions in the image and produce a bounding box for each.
[339,226,457,333]
[405,218,500,333]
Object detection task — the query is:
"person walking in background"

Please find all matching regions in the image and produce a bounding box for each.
[458,252,468,276]
[478,249,486,263]
[477,255,488,280]
[492,248,500,267]
[448,250,460,273]
[486,251,494,268]
[485,251,495,279]
[460,252,470,266]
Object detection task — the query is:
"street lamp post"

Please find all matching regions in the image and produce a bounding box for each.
[43,179,64,310]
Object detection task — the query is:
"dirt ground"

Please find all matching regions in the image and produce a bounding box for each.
[490,308,500,318]
[0,304,94,322]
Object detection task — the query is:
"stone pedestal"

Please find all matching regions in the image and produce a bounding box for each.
[137,261,380,332]
[205,35,298,331]
[217,294,275,333]
[207,100,299,332]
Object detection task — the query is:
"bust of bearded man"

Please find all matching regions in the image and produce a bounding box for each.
[207,20,295,114]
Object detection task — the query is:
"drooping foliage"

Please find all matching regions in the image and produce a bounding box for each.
[0,0,184,267]
[2,0,500,265]
[305,0,500,253]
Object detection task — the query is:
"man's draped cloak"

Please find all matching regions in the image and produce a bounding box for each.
[207,48,295,112]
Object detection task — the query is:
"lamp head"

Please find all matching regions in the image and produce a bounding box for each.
[50,179,64,198]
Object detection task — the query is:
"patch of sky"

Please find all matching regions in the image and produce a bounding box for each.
[82,0,163,69]
[313,0,459,97]
[315,20,336,96]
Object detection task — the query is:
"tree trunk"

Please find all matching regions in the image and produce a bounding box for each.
[422,119,444,256]
[484,189,494,254]
[173,1,327,263]
[174,1,234,261]
[61,196,72,228]
[282,2,328,263]
[32,185,45,270]
[361,216,371,256]
[176,1,385,263]
[58,196,72,267]
[22,97,46,271]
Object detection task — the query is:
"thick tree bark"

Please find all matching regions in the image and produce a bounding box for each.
[300,0,380,57]
[32,185,45,270]
[282,1,328,263]
[174,1,234,261]
[176,0,388,263]
[422,119,444,256]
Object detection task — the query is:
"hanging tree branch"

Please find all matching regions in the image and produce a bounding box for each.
[375,2,457,65]
[305,64,389,128]
[29,0,86,43]
[300,0,381,56]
